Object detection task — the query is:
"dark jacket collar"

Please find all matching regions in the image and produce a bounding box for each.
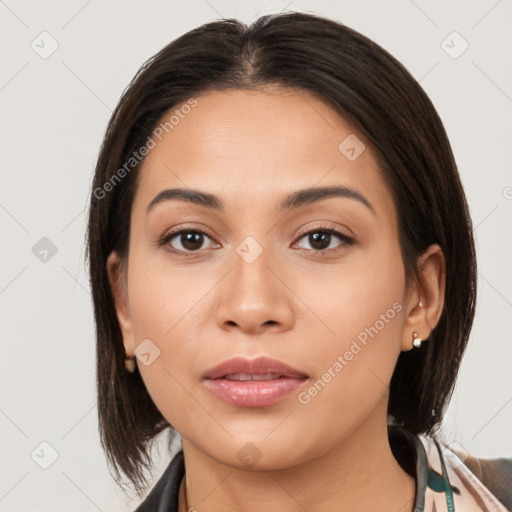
[134,450,184,512]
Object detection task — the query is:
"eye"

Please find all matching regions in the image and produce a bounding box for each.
[158,228,218,254]
[294,225,355,253]
[157,225,355,256]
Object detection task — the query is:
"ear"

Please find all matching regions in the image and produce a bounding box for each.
[106,251,135,357]
[401,243,446,352]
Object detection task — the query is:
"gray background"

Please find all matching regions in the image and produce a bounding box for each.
[1,0,511,510]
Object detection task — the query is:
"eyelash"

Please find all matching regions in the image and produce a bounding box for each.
[157,225,355,257]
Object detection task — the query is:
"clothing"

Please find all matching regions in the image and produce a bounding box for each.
[134,426,511,511]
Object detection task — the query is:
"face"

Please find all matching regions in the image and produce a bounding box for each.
[108,87,429,469]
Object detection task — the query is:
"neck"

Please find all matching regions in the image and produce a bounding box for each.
[179,399,416,512]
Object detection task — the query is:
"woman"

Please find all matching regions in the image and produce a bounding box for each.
[86,12,511,512]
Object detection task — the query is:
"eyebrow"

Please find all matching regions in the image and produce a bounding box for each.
[146,185,376,215]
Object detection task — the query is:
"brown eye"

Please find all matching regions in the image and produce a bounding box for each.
[295,227,355,253]
[160,229,216,254]
[307,232,331,250]
[175,231,205,251]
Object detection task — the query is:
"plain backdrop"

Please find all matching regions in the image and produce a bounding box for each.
[1,1,511,510]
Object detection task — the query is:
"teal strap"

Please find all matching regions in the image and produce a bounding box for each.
[433,438,456,512]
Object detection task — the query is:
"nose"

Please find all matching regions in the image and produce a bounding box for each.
[215,241,295,335]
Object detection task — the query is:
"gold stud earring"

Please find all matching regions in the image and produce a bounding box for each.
[412,332,423,349]
[125,356,136,372]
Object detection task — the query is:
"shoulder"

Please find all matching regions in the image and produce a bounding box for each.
[419,433,512,511]
[462,453,512,510]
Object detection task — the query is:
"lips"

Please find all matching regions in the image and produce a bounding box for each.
[203,356,309,408]
[203,356,308,381]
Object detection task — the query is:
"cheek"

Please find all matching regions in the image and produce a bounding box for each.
[127,247,215,341]
[295,239,405,345]
[291,244,405,414]
[125,252,220,431]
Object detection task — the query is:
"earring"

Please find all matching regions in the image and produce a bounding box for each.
[125,356,136,373]
[412,332,423,349]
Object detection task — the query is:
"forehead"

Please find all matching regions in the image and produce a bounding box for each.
[132,87,395,218]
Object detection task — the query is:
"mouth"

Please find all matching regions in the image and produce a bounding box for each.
[203,356,309,408]
[223,373,288,381]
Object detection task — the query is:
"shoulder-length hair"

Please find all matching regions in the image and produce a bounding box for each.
[86,11,477,493]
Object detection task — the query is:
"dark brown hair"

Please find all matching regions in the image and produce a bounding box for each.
[86,11,477,493]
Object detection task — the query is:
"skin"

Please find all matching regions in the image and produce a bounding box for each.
[107,87,446,512]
